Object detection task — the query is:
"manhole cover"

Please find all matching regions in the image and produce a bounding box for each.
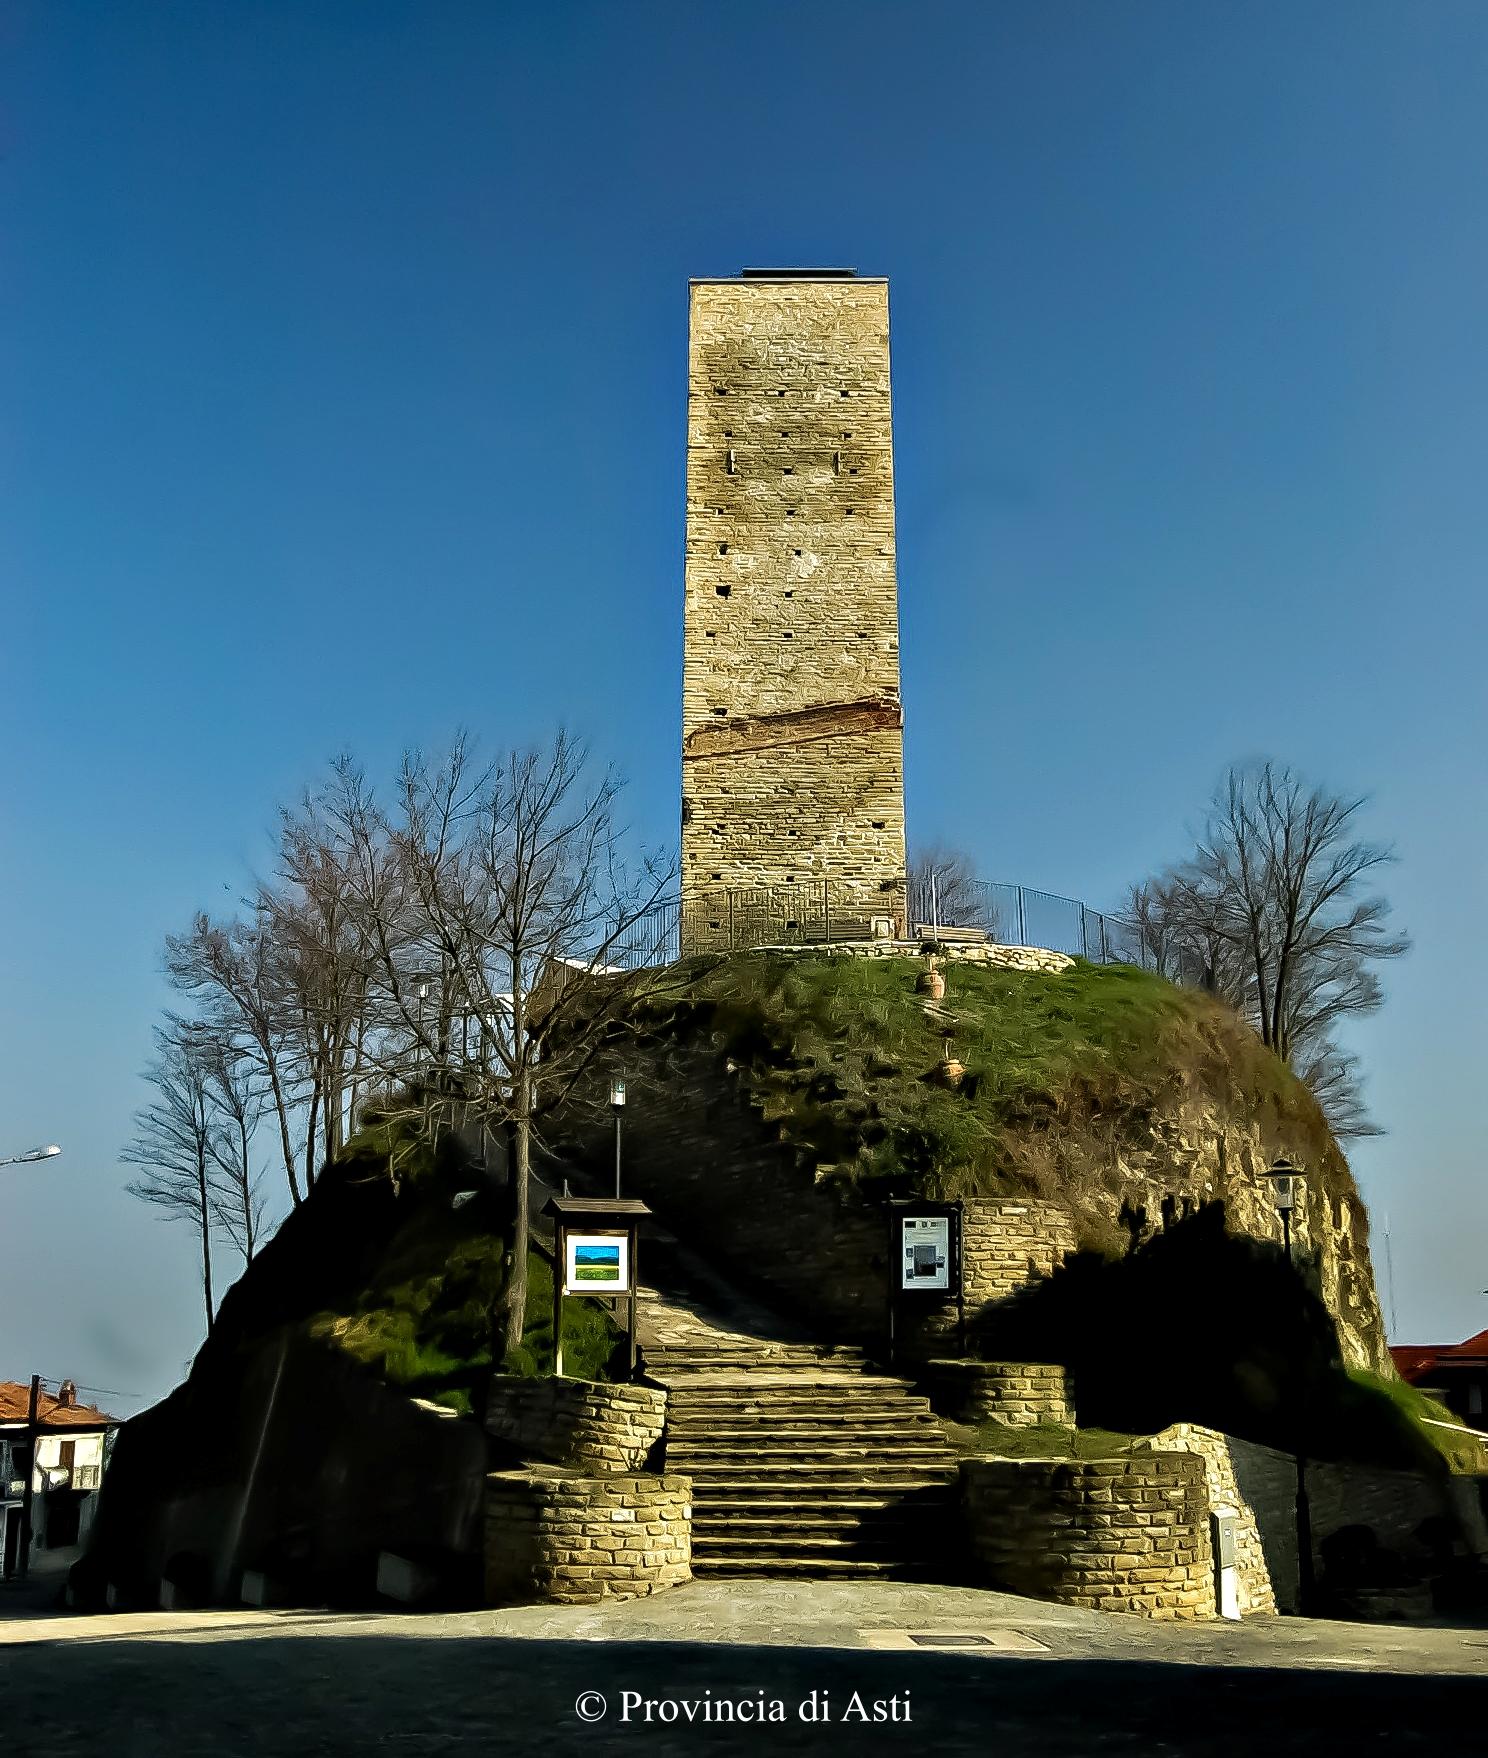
[859,1629,1049,1655]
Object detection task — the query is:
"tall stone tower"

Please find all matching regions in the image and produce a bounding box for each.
[681,270,906,951]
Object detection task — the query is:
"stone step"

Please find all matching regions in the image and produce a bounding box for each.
[682,1472,957,1495]
[663,1416,946,1438]
[691,1555,934,1578]
[661,1384,930,1407]
[644,1346,870,1366]
[692,1532,935,1561]
[690,1494,955,1517]
[692,1504,935,1532]
[666,1442,958,1465]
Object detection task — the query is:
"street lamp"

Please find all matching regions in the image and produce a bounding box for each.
[610,1079,626,1199]
[1266,1154,1314,1615]
[1266,1155,1302,1257]
[0,1145,61,1168]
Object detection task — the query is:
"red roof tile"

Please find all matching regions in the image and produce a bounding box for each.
[0,1381,118,1429]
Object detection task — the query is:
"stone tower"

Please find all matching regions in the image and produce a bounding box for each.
[681,270,906,951]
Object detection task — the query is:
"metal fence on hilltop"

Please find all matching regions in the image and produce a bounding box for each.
[605,876,1151,971]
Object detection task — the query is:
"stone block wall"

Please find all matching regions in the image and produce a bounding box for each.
[1142,1423,1488,1615]
[484,1468,692,1605]
[485,1376,666,1474]
[962,1454,1217,1619]
[758,941,1075,973]
[681,275,905,948]
[925,1360,1072,1428]
[1142,1425,1282,1615]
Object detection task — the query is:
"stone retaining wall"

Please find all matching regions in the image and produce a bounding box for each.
[754,941,1075,974]
[1142,1425,1281,1616]
[962,1454,1216,1619]
[898,1198,1079,1359]
[484,1468,692,1605]
[485,1376,667,1473]
[925,1360,1072,1428]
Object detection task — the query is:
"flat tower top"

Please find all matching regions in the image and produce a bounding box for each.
[738,267,859,279]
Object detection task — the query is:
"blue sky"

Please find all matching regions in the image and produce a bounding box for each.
[3,2,1485,1411]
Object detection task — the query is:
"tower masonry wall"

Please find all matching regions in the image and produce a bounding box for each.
[682,277,906,946]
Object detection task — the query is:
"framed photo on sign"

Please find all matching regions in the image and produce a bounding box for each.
[899,1213,951,1292]
[564,1231,631,1295]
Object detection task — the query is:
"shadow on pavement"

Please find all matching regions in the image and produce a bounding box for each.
[2,1634,1486,1757]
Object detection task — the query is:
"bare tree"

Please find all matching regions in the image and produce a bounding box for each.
[908,844,985,933]
[1134,762,1409,1137]
[335,731,676,1354]
[122,1020,220,1335]
[201,1036,269,1262]
[165,915,309,1209]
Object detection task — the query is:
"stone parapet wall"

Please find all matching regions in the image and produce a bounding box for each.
[751,940,1074,974]
[485,1376,666,1474]
[962,1454,1217,1619]
[484,1469,692,1605]
[1142,1425,1282,1616]
[925,1360,1072,1428]
[962,1198,1079,1305]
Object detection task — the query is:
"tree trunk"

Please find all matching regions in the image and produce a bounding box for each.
[197,1146,215,1336]
[499,1082,531,1358]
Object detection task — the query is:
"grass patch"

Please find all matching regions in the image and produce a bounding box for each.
[950,1418,1146,1460]
[629,952,1353,1228]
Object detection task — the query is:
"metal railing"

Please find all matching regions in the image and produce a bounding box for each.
[608,876,1149,970]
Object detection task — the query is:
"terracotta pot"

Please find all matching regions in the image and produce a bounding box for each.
[916,968,946,1001]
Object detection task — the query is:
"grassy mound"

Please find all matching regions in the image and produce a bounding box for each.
[631,951,1356,1234]
[209,1113,621,1412]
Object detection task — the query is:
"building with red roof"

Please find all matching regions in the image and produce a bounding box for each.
[1,1379,119,1577]
[1390,1329,1488,1427]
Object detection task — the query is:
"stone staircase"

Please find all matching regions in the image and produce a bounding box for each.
[643,1336,960,1578]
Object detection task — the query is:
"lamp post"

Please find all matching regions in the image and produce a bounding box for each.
[0,1145,61,1169]
[1266,1154,1314,1615]
[610,1079,626,1199]
[1266,1155,1301,1258]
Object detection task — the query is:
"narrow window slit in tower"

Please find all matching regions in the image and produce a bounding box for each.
[712,707,728,716]
[716,584,731,597]
[718,542,728,554]
[782,631,793,639]
[783,467,793,475]
[786,508,796,517]
[872,821,885,830]
[725,449,736,474]
[833,452,841,475]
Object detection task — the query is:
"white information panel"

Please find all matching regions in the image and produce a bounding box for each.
[564,1231,631,1295]
[899,1214,950,1292]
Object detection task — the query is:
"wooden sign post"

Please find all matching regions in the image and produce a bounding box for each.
[542,1195,652,1381]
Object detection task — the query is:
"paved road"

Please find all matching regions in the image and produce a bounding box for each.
[4,1627,1487,1758]
[4,1581,1487,1757]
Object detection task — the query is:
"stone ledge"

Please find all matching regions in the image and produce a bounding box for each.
[485,1467,693,1606]
[486,1375,667,1474]
[925,1359,1073,1428]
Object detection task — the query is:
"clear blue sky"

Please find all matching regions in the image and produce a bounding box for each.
[3,2,1485,1412]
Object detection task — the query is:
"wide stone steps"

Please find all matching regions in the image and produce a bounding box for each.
[668,1443,955,1467]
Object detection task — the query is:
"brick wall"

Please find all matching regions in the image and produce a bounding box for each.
[485,1377,667,1474]
[681,276,905,946]
[484,1468,692,1605]
[961,1454,1217,1619]
[924,1360,1073,1428]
